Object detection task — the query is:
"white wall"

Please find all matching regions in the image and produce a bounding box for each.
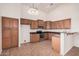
[60,33,74,55]
[64,33,74,55]
[73,33,79,47]
[0,3,21,18]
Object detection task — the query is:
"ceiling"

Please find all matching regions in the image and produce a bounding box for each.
[22,3,61,14]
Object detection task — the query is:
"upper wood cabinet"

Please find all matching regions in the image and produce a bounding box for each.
[63,19,71,29]
[51,21,58,29]
[51,22,55,29]
[44,21,51,29]
[20,18,30,25]
[56,21,64,29]
[30,20,38,29]
[51,19,71,29]
[21,18,71,29]
[37,20,44,27]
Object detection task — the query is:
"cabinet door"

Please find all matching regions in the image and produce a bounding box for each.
[45,21,51,29]
[52,35,60,53]
[2,29,11,49]
[64,19,71,29]
[30,34,40,42]
[54,21,58,29]
[21,18,30,25]
[2,17,18,49]
[48,33,52,40]
[51,22,55,29]
[44,33,48,40]
[2,18,11,49]
[31,20,38,29]
[37,20,44,26]
[11,19,18,47]
[59,20,64,29]
[56,21,64,29]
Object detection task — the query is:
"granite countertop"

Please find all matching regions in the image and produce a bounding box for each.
[30,32,38,34]
[30,31,60,34]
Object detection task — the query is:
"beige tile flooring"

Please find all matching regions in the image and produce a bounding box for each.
[65,46,79,56]
[1,40,57,56]
[1,40,79,56]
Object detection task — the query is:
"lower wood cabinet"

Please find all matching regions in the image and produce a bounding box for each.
[44,33,48,40]
[30,33,40,43]
[44,33,52,40]
[52,34,60,54]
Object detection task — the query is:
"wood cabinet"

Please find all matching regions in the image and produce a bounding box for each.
[44,32,52,40]
[30,33,40,43]
[51,22,55,29]
[56,21,64,29]
[51,19,71,29]
[30,20,38,29]
[48,33,53,40]
[54,21,58,29]
[2,17,18,49]
[20,18,30,25]
[37,20,44,27]
[44,33,48,40]
[44,21,51,29]
[63,19,71,29]
[52,34,60,54]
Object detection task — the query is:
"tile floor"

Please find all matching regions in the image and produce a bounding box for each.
[0,40,56,56]
[0,40,79,56]
[65,46,79,56]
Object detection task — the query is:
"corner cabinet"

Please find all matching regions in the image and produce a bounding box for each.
[63,19,71,29]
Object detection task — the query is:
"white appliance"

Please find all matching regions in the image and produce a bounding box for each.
[21,25,30,43]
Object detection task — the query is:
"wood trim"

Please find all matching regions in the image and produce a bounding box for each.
[2,16,18,20]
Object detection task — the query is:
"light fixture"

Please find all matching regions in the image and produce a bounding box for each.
[27,4,39,15]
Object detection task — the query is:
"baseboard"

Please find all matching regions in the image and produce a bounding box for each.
[74,45,79,48]
[64,46,73,55]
